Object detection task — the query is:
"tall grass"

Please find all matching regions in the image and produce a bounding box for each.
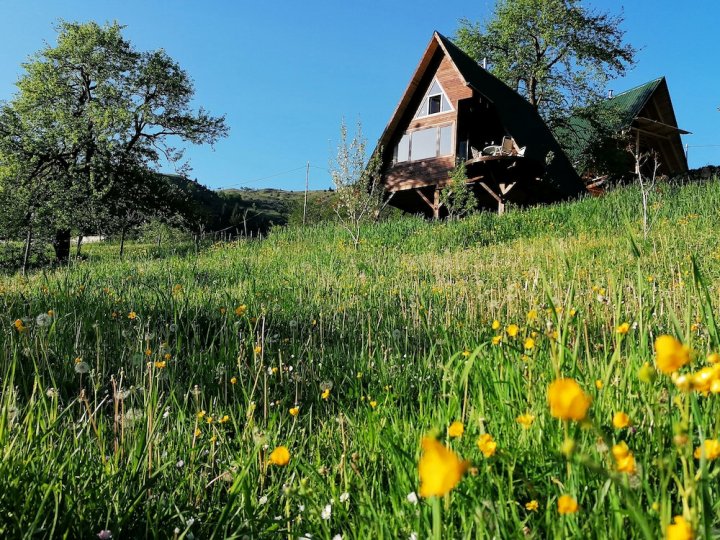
[1,179,720,538]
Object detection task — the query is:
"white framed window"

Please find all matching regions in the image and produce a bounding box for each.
[394,123,454,163]
[414,78,453,119]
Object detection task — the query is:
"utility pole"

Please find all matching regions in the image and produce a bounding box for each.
[303,161,310,226]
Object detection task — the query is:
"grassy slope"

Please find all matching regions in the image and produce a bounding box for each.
[2,180,720,538]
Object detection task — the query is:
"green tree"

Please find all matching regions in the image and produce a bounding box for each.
[439,162,477,219]
[0,20,227,267]
[455,0,634,162]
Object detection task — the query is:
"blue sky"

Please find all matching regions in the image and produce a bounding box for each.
[1,1,718,190]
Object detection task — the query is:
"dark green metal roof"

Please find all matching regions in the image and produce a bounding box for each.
[608,77,663,123]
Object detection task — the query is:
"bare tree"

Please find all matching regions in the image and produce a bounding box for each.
[628,140,662,239]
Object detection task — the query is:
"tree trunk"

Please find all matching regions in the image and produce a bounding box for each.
[76,234,84,257]
[52,229,71,263]
[22,222,33,276]
[119,226,126,260]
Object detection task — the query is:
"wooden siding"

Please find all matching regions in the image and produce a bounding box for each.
[384,157,455,191]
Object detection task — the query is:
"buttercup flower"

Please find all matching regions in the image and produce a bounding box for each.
[289,406,300,416]
[693,439,720,461]
[268,445,291,466]
[448,421,464,438]
[612,412,631,429]
[525,500,539,511]
[524,337,535,350]
[418,437,469,498]
[476,433,497,458]
[616,322,630,334]
[557,494,579,514]
[666,515,693,540]
[506,324,519,337]
[654,335,690,374]
[547,378,591,421]
[516,413,535,428]
[612,441,636,474]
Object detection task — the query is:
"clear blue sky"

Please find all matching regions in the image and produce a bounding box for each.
[1,1,718,191]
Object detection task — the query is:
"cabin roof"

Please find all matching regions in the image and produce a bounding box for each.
[377,31,584,199]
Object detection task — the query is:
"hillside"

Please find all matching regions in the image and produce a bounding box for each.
[2,178,720,538]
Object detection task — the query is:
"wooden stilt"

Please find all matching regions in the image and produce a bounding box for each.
[433,187,440,219]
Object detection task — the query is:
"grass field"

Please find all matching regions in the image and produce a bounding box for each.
[2,179,720,538]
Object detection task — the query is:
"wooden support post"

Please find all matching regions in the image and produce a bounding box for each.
[433,187,440,219]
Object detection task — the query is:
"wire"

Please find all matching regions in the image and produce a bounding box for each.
[215,166,308,189]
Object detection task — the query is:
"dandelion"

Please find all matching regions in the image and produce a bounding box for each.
[557,495,579,514]
[154,360,166,369]
[321,388,331,400]
[492,335,502,346]
[506,324,519,337]
[525,500,539,512]
[476,433,497,458]
[691,366,720,393]
[666,516,693,540]
[289,406,300,416]
[693,439,720,460]
[369,400,378,409]
[219,415,230,423]
[547,378,591,421]
[616,322,630,334]
[268,445,291,466]
[516,413,535,428]
[144,348,152,357]
[254,345,262,355]
[230,376,237,385]
[235,305,247,316]
[491,319,500,330]
[707,353,720,365]
[194,428,202,437]
[74,361,90,374]
[128,311,137,320]
[524,337,535,350]
[612,412,631,429]
[612,442,637,474]
[197,410,206,419]
[418,437,469,498]
[321,504,332,520]
[406,491,418,504]
[595,379,604,390]
[527,309,537,321]
[448,421,464,438]
[36,313,52,327]
[13,319,26,333]
[654,335,690,374]
[164,353,172,361]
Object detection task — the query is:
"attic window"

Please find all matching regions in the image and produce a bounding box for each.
[414,78,452,118]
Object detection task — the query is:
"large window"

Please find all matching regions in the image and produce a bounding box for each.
[414,79,452,119]
[394,124,453,163]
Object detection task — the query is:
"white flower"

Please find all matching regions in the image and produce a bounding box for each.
[298,504,305,513]
[258,495,268,505]
[176,460,185,468]
[299,535,312,540]
[74,361,90,374]
[36,313,52,327]
[321,504,332,520]
[406,491,418,505]
[409,533,418,540]
[339,492,349,503]
[332,535,343,540]
[186,518,195,527]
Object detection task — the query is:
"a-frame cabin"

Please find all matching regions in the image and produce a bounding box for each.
[377,32,585,217]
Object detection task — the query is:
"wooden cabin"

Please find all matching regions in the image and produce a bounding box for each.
[376,32,585,217]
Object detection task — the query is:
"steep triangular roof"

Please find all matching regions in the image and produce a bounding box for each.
[610,78,663,122]
[378,32,584,199]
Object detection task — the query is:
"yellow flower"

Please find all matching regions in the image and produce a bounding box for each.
[145,348,152,357]
[128,311,137,320]
[491,319,500,330]
[527,309,537,321]
[289,406,300,416]
[612,412,631,429]
[197,410,206,419]
[693,439,720,460]
[268,445,291,466]
[655,335,690,374]
[612,442,636,474]
[13,319,26,333]
[506,324,519,337]
[557,495,579,514]
[194,427,202,437]
[418,437,469,498]
[230,376,237,385]
[235,305,247,316]
[707,352,720,365]
[691,366,720,393]
[154,360,166,369]
[219,415,230,424]
[476,433,497,458]
[595,379,604,390]
[516,413,535,428]
[616,322,630,335]
[209,435,217,445]
[321,388,330,400]
[569,308,577,317]
[164,353,172,361]
[666,516,693,540]
[254,345,262,354]
[525,500,539,512]
[547,378,591,421]
[206,416,213,424]
[369,400,378,409]
[492,335,502,346]
[448,421,464,438]
[523,337,535,350]
[462,349,471,358]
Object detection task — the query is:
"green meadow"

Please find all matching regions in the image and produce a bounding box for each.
[2,180,720,539]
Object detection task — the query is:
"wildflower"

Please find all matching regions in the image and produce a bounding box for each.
[206,416,213,424]
[164,353,172,361]
[612,442,637,474]
[491,319,500,330]
[289,406,300,416]
[209,435,217,445]
[194,428,202,437]
[369,400,378,409]
[418,437,469,498]
[128,311,137,320]
[254,345,262,355]
[612,412,631,429]
[268,445,291,466]
[220,415,230,423]
[666,516,693,540]
[36,313,52,327]
[524,337,535,350]
[595,379,604,390]
[527,309,537,321]
[230,377,238,385]
[74,361,90,374]
[492,335,502,346]
[654,335,690,374]
[321,504,332,520]
[561,438,576,458]
[97,531,112,540]
[321,388,331,400]
[476,433,497,458]
[547,378,591,421]
[235,305,247,316]
[154,360,166,369]
[144,348,152,357]
[506,324,519,337]
[176,460,185,468]
[557,495,579,514]
[197,410,206,419]
[691,366,720,393]
[258,495,268,505]
[693,439,720,460]
[672,373,692,392]
[13,319,26,333]
[406,491,418,504]
[525,500,539,512]
[616,322,630,335]
[569,308,577,317]
[47,309,54,317]
[516,413,535,428]
[707,353,720,365]
[448,421,464,438]
[339,492,349,503]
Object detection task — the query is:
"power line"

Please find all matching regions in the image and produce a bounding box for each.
[215,166,308,189]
